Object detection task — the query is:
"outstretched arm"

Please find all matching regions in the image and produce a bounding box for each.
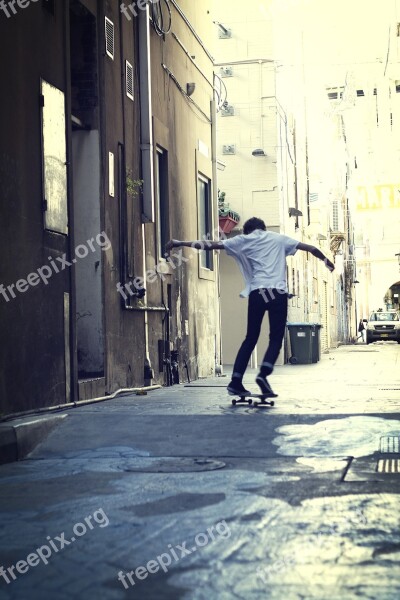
[165,239,224,254]
[297,242,335,272]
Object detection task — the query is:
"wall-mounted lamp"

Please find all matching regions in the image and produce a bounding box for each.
[396,252,400,265]
[251,148,266,157]
[186,82,196,96]
[288,207,303,217]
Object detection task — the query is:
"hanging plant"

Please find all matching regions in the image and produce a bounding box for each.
[126,169,143,199]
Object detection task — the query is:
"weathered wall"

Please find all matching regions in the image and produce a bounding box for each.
[149,0,218,379]
[0,1,70,414]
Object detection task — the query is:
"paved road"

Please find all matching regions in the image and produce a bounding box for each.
[0,342,399,599]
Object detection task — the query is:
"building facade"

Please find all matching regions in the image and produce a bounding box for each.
[213,0,348,369]
[0,0,220,416]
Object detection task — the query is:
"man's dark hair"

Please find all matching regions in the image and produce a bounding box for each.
[243,217,267,235]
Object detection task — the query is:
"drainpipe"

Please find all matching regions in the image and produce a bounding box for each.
[138,6,155,381]
[138,4,155,223]
[211,98,222,372]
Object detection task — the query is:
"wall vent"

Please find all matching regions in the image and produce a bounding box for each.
[126,61,134,100]
[105,17,115,60]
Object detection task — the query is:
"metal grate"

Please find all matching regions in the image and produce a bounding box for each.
[376,459,400,473]
[380,436,400,453]
[105,17,114,60]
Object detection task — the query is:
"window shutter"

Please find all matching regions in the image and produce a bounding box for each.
[105,17,114,60]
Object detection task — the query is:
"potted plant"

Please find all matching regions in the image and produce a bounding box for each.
[218,190,240,234]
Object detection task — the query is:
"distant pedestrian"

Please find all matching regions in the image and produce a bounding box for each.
[357,319,366,342]
[166,217,334,397]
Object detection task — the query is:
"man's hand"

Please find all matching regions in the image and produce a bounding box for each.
[297,242,334,272]
[324,258,335,272]
[165,239,179,256]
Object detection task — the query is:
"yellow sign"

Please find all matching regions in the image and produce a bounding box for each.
[356,185,400,210]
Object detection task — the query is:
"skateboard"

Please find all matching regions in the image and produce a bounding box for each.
[231,393,275,407]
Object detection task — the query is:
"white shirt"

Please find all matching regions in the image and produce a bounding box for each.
[222,229,299,297]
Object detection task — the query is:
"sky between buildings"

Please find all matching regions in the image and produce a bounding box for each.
[271,0,398,81]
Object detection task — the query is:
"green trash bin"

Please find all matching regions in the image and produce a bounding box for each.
[310,324,322,363]
[287,323,313,364]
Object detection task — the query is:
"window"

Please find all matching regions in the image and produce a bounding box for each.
[198,174,213,270]
[313,277,318,304]
[332,199,339,231]
[41,79,68,234]
[155,147,169,260]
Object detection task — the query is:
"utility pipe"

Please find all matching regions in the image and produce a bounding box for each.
[214,59,274,66]
[139,4,155,222]
[124,304,169,312]
[0,385,162,423]
[169,0,214,62]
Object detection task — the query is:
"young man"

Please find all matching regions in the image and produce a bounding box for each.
[166,217,334,397]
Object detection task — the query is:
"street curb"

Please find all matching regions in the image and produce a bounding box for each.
[0,414,67,465]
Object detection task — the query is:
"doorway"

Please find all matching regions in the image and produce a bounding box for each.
[70,0,104,379]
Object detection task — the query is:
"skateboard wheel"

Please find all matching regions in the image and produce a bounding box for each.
[248,399,252,405]
[270,400,275,406]
[289,356,298,365]
[232,399,237,405]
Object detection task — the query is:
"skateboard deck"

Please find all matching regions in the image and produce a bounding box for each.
[231,393,275,407]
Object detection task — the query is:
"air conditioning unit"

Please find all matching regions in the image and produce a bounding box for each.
[221,104,235,117]
[222,144,236,155]
[220,67,233,78]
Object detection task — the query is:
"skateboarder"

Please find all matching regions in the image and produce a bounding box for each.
[166,217,334,397]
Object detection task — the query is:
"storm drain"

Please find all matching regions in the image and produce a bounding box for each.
[376,459,400,473]
[376,436,400,474]
[380,435,400,453]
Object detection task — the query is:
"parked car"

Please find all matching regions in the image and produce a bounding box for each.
[366,311,400,344]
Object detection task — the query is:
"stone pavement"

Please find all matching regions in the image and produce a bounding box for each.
[0,342,399,600]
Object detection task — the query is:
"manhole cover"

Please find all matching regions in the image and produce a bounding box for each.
[380,436,400,453]
[119,457,226,473]
[376,459,400,473]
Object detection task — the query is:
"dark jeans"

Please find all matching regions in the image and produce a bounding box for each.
[232,288,288,378]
